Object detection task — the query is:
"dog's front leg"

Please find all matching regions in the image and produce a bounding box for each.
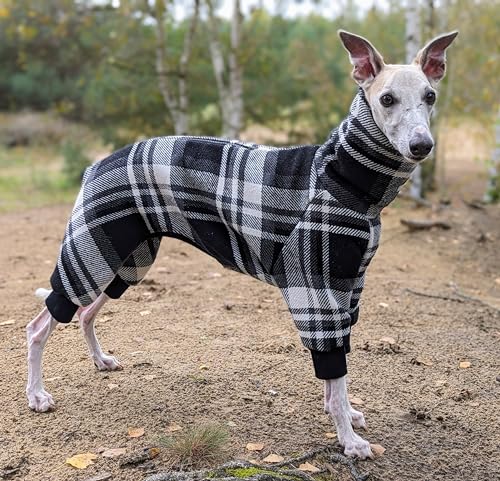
[325,376,372,459]
[78,293,122,371]
[26,308,58,412]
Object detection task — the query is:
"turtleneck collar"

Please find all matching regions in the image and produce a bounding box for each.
[314,88,417,217]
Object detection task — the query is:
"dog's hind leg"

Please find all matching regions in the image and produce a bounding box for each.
[78,293,122,371]
[325,376,372,459]
[26,307,58,412]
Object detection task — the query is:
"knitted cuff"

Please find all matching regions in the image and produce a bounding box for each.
[46,291,79,323]
[310,347,348,379]
[104,276,130,299]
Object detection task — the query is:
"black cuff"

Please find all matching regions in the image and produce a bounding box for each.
[104,276,130,299]
[311,346,348,379]
[46,291,78,323]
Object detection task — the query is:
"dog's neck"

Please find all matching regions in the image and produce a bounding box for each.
[314,89,418,217]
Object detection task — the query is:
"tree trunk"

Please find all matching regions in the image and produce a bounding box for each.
[406,0,423,200]
[484,107,500,203]
[153,0,199,136]
[205,0,244,139]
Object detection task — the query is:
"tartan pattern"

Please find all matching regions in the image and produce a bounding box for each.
[49,89,415,353]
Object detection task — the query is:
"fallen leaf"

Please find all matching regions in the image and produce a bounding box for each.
[128,427,145,438]
[199,365,209,371]
[379,336,396,345]
[102,448,126,458]
[246,442,264,452]
[325,432,337,439]
[165,423,183,433]
[349,396,364,406]
[66,453,97,469]
[139,310,151,316]
[459,361,471,369]
[107,383,119,390]
[299,462,320,473]
[371,444,386,456]
[149,447,161,458]
[0,320,15,326]
[263,454,284,463]
[413,357,433,367]
[378,302,389,308]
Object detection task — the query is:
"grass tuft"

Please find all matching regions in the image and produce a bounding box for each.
[160,424,230,470]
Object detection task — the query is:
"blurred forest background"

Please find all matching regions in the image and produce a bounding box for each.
[0,0,498,210]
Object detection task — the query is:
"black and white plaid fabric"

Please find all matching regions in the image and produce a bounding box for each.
[46,89,416,378]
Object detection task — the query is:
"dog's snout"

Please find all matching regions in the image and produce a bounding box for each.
[409,133,433,159]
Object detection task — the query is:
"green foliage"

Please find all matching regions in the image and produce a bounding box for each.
[61,141,91,186]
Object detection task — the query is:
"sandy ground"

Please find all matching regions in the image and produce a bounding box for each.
[1,150,499,481]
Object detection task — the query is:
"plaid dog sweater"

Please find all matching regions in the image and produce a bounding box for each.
[46,89,416,379]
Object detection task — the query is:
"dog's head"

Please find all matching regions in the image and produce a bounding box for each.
[338,30,458,162]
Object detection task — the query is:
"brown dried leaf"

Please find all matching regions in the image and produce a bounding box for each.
[349,396,364,406]
[263,454,284,463]
[127,427,145,438]
[102,448,126,458]
[370,444,386,456]
[379,336,396,345]
[299,462,320,473]
[107,383,119,390]
[324,432,337,439]
[66,453,97,469]
[246,442,264,451]
[165,423,183,433]
[459,361,471,369]
[149,447,161,458]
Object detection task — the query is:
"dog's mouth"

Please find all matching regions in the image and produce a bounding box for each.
[406,153,428,163]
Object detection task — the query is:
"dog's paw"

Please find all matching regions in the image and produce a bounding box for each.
[93,354,122,371]
[350,408,366,429]
[27,388,55,413]
[342,433,373,459]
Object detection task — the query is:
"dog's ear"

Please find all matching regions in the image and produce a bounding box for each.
[414,31,458,84]
[338,30,385,88]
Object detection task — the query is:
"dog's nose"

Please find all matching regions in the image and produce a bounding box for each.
[409,134,434,158]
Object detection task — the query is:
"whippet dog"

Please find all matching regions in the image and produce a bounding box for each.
[26,30,457,459]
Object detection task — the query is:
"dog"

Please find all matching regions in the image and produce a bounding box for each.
[26,30,457,459]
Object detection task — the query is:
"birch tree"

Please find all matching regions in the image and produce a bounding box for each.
[152,0,200,135]
[405,0,423,199]
[205,0,244,139]
[484,108,500,203]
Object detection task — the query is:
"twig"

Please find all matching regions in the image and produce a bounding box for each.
[142,447,370,481]
[405,288,465,303]
[400,218,451,231]
[451,289,500,314]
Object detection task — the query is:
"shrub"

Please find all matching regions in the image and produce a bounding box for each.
[61,140,91,186]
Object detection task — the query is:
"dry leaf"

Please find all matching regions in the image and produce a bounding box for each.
[128,427,145,438]
[0,319,15,326]
[199,365,209,371]
[102,448,126,458]
[378,302,389,308]
[66,453,97,469]
[349,396,364,406]
[370,444,386,456]
[139,310,151,316]
[263,454,284,463]
[413,357,433,366]
[107,383,119,390]
[149,447,161,458]
[299,462,320,473]
[165,423,183,433]
[459,361,471,369]
[246,442,264,451]
[325,432,337,439]
[379,336,396,345]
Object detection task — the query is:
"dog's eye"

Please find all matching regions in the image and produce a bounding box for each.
[425,91,436,104]
[380,94,394,107]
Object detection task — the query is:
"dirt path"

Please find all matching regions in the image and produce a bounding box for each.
[0,193,499,481]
